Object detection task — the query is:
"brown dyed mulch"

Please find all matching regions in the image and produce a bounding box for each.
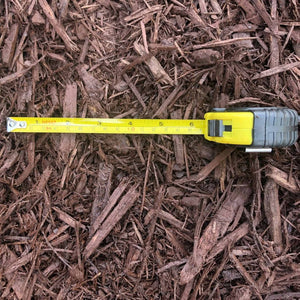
[0,1,299,299]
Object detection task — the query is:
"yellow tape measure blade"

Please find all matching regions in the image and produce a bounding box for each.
[7,117,205,135]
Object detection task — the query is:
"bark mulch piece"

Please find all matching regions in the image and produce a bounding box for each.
[0,0,299,299]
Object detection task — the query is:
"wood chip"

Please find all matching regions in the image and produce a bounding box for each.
[193,37,257,50]
[31,11,45,24]
[14,138,38,186]
[77,65,103,99]
[59,82,77,162]
[210,0,222,14]
[53,207,86,230]
[264,179,283,254]
[123,73,146,110]
[0,58,43,85]
[153,85,183,118]
[89,163,114,236]
[232,32,254,48]
[252,61,300,80]
[207,222,250,261]
[180,185,252,284]
[2,23,19,66]
[0,151,19,176]
[134,42,174,85]
[2,247,27,299]
[266,165,299,193]
[59,0,70,19]
[84,183,140,258]
[77,65,107,117]
[229,253,263,300]
[188,4,206,27]
[90,177,130,235]
[4,252,34,275]
[17,80,32,111]
[191,49,221,66]
[252,0,276,32]
[139,186,165,277]
[124,5,162,23]
[36,166,52,193]
[145,209,187,232]
[38,0,78,52]
[234,0,262,25]
[175,147,235,184]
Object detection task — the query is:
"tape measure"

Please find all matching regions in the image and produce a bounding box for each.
[7,117,205,135]
[7,107,299,152]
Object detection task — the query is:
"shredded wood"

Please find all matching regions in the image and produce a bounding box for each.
[180,184,252,284]
[0,0,299,299]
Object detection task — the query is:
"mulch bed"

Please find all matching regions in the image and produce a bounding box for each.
[0,0,299,299]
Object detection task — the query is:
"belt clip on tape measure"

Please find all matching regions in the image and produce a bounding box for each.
[7,107,299,153]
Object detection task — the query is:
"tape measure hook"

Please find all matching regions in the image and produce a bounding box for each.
[7,118,27,132]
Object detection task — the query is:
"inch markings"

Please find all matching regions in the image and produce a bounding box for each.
[7,117,205,135]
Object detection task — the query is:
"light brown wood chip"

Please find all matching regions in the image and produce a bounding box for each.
[36,166,52,193]
[53,207,86,230]
[0,58,43,85]
[180,184,252,284]
[84,183,140,258]
[38,0,78,52]
[227,286,252,300]
[134,42,174,85]
[90,177,130,236]
[266,165,299,193]
[59,82,77,162]
[89,163,114,236]
[229,253,263,300]
[252,61,300,80]
[2,23,19,65]
[234,0,262,25]
[207,222,250,261]
[0,151,19,176]
[153,85,183,118]
[264,178,283,254]
[1,247,27,299]
[124,5,162,23]
[14,137,38,186]
[175,147,235,184]
[193,37,257,50]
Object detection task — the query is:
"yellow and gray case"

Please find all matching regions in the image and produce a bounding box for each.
[204,107,299,152]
